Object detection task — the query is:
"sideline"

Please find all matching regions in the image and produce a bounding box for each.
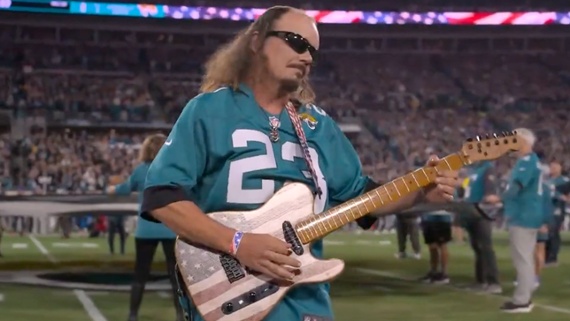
[355,267,570,315]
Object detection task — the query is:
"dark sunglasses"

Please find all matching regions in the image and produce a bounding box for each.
[267,31,317,61]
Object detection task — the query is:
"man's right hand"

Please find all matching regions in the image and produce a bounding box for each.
[234,233,301,281]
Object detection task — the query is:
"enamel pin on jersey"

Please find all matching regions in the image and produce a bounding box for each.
[175,132,522,321]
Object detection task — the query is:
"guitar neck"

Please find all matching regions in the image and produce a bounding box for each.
[295,153,467,244]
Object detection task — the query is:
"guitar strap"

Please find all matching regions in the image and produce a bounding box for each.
[174,264,193,321]
[284,101,323,199]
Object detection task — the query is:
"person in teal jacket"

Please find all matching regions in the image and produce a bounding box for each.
[457,161,501,294]
[107,133,183,321]
[487,128,542,313]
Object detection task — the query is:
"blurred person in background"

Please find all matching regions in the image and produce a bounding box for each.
[107,214,127,256]
[487,128,542,313]
[107,133,183,321]
[0,217,4,257]
[457,161,502,294]
[545,161,568,266]
[418,209,452,284]
[394,214,421,259]
[451,216,466,244]
[532,180,554,289]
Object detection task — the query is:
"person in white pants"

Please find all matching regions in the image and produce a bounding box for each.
[487,128,543,313]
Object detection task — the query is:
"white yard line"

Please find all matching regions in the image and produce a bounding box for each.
[158,291,171,298]
[28,235,57,263]
[355,268,570,315]
[73,290,108,321]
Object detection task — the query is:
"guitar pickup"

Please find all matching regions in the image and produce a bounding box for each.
[219,254,246,283]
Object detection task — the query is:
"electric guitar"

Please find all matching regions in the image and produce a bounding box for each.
[175,132,522,321]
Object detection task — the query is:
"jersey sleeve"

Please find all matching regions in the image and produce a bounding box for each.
[140,98,208,222]
[114,170,138,196]
[324,117,377,229]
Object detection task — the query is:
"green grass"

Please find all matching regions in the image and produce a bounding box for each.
[0,231,569,321]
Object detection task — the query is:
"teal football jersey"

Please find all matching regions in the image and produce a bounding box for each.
[144,84,370,321]
[502,153,543,229]
[114,163,176,239]
[463,161,494,203]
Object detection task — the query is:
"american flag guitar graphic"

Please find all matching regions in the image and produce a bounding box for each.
[175,133,521,321]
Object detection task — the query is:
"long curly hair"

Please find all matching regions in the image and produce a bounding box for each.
[139,133,166,163]
[199,6,316,105]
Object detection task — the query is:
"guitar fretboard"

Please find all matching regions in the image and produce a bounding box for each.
[294,153,466,244]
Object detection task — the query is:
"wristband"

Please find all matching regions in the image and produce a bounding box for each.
[230,231,244,256]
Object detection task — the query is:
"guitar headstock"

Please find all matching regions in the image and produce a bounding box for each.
[460,131,522,164]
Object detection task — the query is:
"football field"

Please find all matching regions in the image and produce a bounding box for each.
[0,231,569,321]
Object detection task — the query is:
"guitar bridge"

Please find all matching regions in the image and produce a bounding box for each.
[283,221,304,255]
[219,254,246,283]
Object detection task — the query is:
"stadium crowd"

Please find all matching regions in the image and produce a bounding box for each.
[1,21,570,195]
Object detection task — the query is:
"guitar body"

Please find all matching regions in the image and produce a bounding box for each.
[175,182,345,321]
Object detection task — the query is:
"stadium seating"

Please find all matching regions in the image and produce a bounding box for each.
[1,14,569,195]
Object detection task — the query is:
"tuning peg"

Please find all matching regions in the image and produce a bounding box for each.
[466,137,473,142]
[485,133,490,139]
[476,135,481,141]
[493,133,499,139]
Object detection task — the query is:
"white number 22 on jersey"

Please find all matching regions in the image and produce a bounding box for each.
[226,129,327,214]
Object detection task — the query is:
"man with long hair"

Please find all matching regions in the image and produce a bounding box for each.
[107,134,184,321]
[140,6,459,321]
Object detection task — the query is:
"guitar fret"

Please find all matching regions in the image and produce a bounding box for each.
[374,189,385,204]
[355,202,363,215]
[337,211,345,225]
[401,177,410,192]
[366,193,374,208]
[343,212,350,224]
[300,230,309,243]
[411,172,421,187]
[332,215,339,229]
[384,186,393,201]
[348,203,357,219]
[392,181,401,196]
[443,157,452,170]
[360,196,370,212]
[308,224,317,239]
[315,221,324,235]
[325,215,333,230]
[421,168,429,181]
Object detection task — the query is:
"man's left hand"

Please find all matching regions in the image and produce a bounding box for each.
[423,155,460,203]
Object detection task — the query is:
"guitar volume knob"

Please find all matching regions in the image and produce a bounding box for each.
[249,291,257,301]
